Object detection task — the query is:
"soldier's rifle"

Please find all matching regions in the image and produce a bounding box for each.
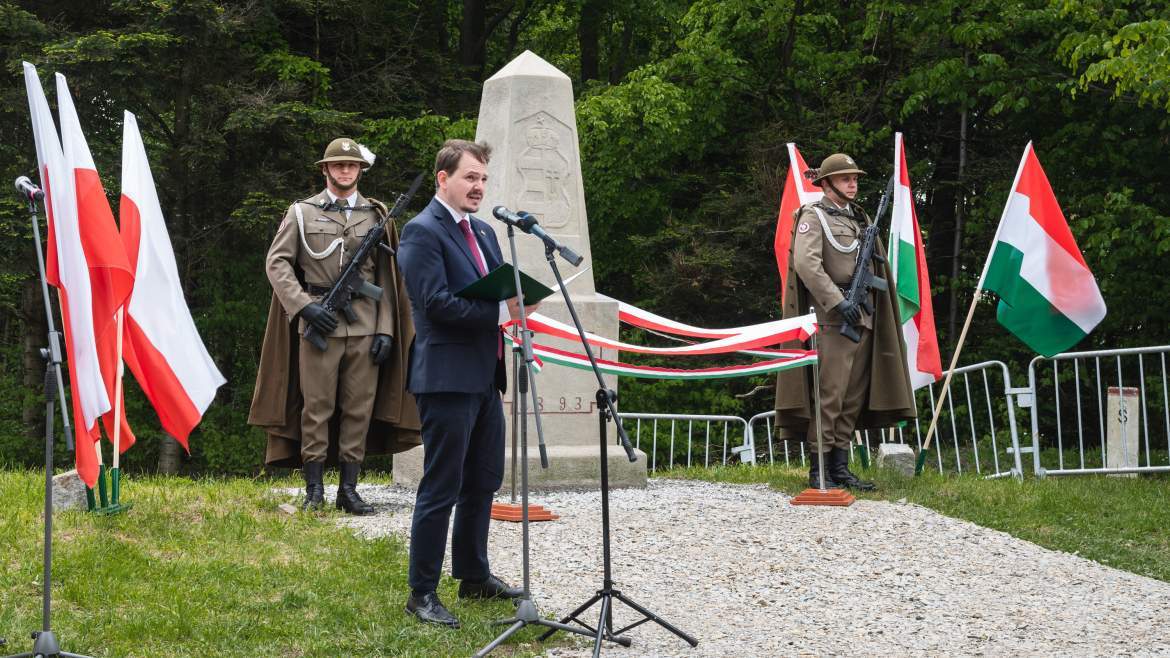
[839,173,896,343]
[303,173,424,351]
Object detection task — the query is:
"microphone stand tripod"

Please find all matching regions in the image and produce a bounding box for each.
[530,233,698,657]
[475,222,600,657]
[4,184,94,658]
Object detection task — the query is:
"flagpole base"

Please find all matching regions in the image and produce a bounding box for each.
[790,488,855,506]
[914,448,930,476]
[490,502,559,522]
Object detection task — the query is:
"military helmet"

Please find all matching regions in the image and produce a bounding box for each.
[807,153,866,187]
[316,138,369,166]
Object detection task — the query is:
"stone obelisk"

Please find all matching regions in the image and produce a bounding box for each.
[393,51,647,490]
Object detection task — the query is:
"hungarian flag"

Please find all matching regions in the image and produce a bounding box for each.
[773,143,822,303]
[120,111,226,449]
[55,73,138,452]
[980,142,1106,357]
[889,133,942,389]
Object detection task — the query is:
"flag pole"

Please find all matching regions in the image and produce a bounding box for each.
[915,292,979,473]
[105,306,131,514]
[916,142,1032,475]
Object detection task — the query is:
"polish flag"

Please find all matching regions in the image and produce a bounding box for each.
[889,133,942,389]
[120,111,225,448]
[55,73,138,452]
[773,143,822,304]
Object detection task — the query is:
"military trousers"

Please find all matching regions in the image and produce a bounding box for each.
[298,334,377,463]
[807,324,873,453]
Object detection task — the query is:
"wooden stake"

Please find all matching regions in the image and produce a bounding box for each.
[921,290,980,452]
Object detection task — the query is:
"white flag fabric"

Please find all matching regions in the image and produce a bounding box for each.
[889,133,942,389]
[56,72,138,451]
[120,111,226,448]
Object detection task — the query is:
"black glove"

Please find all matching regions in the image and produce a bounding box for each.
[834,299,861,326]
[300,302,338,334]
[370,333,393,365]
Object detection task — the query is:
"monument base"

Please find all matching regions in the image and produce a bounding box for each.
[393,444,648,492]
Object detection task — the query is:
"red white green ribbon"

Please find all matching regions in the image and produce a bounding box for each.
[616,301,760,338]
[516,312,815,357]
[504,333,817,380]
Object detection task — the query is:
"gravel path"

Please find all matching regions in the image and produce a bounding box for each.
[320,479,1170,657]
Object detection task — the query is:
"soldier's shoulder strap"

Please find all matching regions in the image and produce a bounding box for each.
[364,197,390,220]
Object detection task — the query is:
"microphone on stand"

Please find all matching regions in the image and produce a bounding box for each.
[492,206,584,267]
[14,176,45,202]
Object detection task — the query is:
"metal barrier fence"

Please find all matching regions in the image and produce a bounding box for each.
[1027,345,1170,476]
[627,346,1170,479]
[618,413,752,472]
[742,360,1025,478]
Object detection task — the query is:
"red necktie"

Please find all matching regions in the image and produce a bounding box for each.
[459,218,502,358]
[458,218,487,276]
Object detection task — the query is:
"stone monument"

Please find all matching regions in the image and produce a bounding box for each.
[394,51,647,490]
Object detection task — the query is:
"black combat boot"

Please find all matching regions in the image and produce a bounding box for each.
[829,447,876,491]
[336,462,375,515]
[808,451,841,490]
[302,461,325,511]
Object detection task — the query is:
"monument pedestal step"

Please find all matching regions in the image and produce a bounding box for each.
[394,444,648,492]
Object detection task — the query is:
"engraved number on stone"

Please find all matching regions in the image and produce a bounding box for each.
[1119,405,1128,423]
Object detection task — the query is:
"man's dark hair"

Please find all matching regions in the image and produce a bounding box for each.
[434,139,492,177]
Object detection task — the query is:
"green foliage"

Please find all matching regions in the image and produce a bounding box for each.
[0,0,1166,474]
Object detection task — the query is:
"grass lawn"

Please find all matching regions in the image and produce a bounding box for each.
[0,471,554,658]
[661,463,1170,582]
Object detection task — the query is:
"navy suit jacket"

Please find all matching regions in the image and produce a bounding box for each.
[398,197,507,394]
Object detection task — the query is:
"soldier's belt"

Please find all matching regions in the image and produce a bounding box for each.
[305,283,359,299]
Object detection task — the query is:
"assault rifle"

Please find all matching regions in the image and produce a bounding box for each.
[303,173,424,351]
[839,174,896,343]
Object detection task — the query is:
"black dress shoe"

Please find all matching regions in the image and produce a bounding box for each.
[405,592,460,628]
[457,574,524,600]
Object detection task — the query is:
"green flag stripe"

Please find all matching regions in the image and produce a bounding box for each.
[895,237,920,324]
[983,242,1088,357]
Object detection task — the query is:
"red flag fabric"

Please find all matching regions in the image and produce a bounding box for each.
[55,72,137,453]
[120,111,225,449]
[24,63,103,485]
[773,143,822,304]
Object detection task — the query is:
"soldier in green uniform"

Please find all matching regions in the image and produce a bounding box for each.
[255,138,411,514]
[774,153,916,490]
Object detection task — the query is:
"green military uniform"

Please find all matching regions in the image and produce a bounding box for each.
[774,154,916,489]
[266,189,393,463]
[250,137,420,514]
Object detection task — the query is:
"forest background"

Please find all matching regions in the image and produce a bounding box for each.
[0,0,1166,475]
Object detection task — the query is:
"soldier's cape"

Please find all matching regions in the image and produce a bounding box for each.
[248,197,421,467]
[774,201,916,437]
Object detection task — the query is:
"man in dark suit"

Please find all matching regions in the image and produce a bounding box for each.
[397,139,538,628]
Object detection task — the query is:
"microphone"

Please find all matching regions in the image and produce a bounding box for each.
[492,205,526,226]
[14,176,45,202]
[492,206,584,267]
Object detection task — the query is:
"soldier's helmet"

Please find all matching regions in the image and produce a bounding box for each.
[806,153,866,187]
[316,138,370,167]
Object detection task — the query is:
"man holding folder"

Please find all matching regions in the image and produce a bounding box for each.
[397,139,538,628]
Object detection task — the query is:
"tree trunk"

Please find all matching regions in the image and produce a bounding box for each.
[949,102,969,346]
[460,0,486,80]
[157,434,182,475]
[579,0,601,83]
